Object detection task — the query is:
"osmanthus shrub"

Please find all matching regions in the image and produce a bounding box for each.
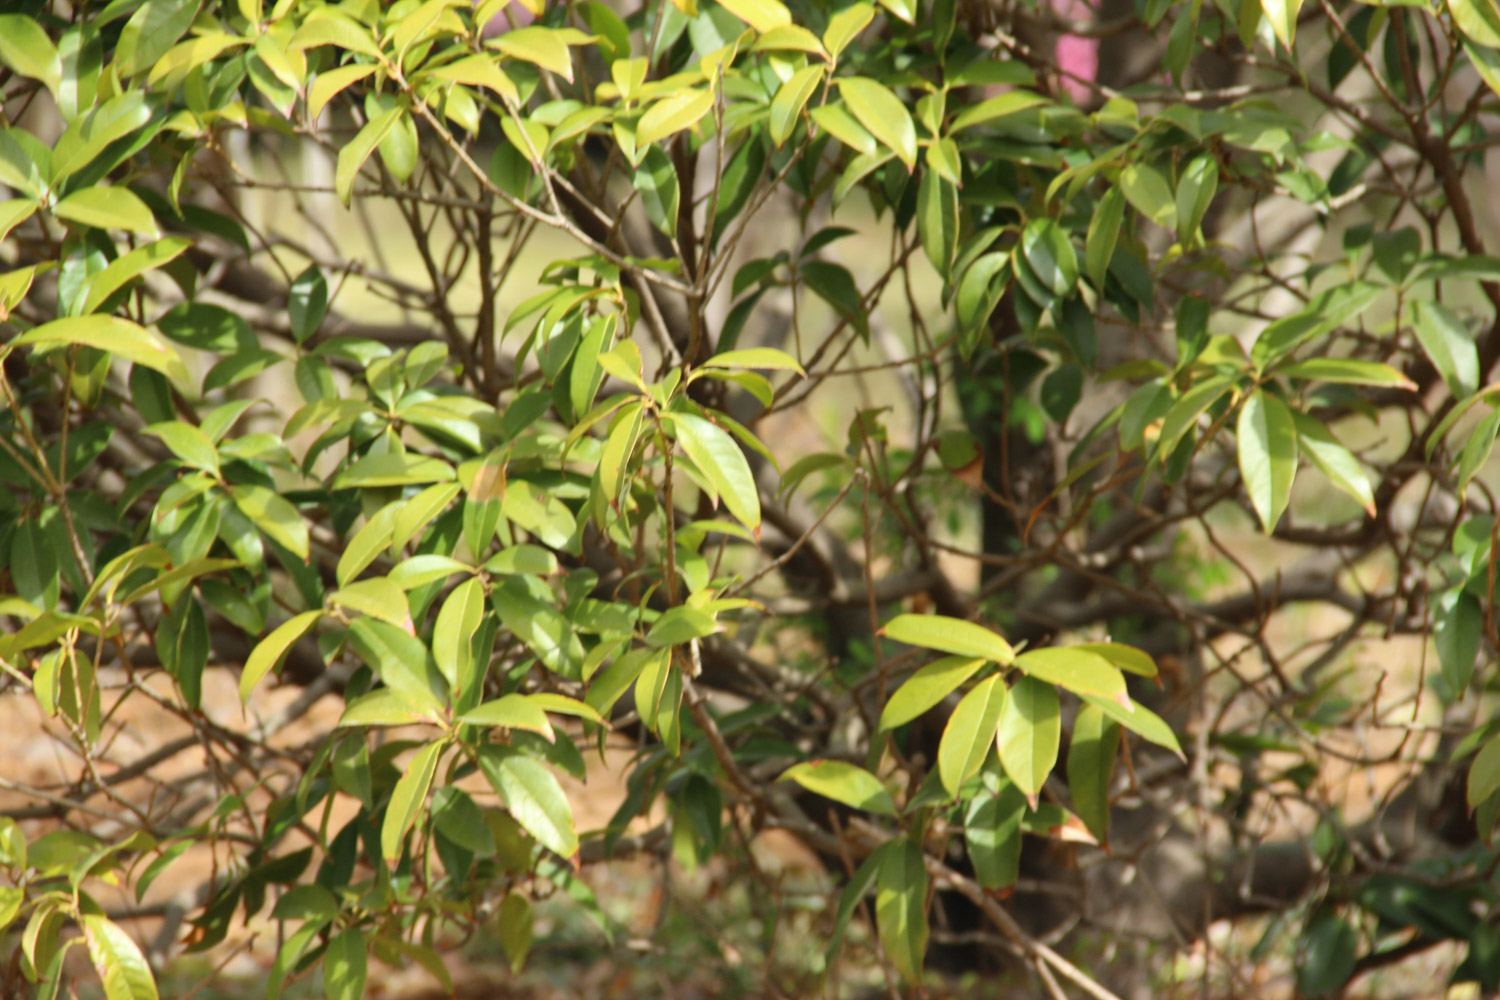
[1,0,1499,996]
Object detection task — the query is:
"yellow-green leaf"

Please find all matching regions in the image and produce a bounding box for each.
[822,2,874,58]
[1262,0,1303,48]
[459,694,554,741]
[491,26,576,81]
[430,54,518,103]
[779,760,897,814]
[0,15,61,97]
[53,186,159,238]
[1013,647,1129,706]
[881,613,1014,665]
[240,610,323,701]
[875,839,927,985]
[637,88,714,148]
[80,914,158,1000]
[381,740,444,862]
[838,76,916,169]
[329,578,413,631]
[13,315,187,382]
[937,674,1007,796]
[880,656,985,730]
[996,675,1060,803]
[309,64,377,123]
[230,483,310,559]
[949,90,1047,133]
[770,64,823,146]
[80,237,192,316]
[717,0,792,33]
[668,412,761,532]
[1236,388,1297,533]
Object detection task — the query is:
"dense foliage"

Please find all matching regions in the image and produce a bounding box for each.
[2,0,1500,995]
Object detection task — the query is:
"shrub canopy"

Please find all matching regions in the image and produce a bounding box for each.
[2,0,1500,996]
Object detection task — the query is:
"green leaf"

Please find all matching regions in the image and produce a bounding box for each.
[881,614,1014,665]
[1020,218,1079,298]
[323,929,367,1000]
[348,618,446,704]
[633,146,680,239]
[1155,374,1233,460]
[116,0,198,78]
[1296,914,1358,997]
[309,64,378,122]
[1071,643,1158,679]
[1466,38,1500,101]
[949,90,1048,132]
[1291,413,1375,516]
[917,169,959,276]
[1236,389,1298,533]
[800,260,867,336]
[337,108,401,207]
[1438,589,1482,696]
[498,893,533,972]
[1251,283,1381,369]
[336,503,399,587]
[966,778,1025,889]
[700,348,804,374]
[824,846,886,966]
[880,656,985,730]
[823,3,874,57]
[491,26,577,81]
[336,452,455,489]
[838,77,917,170]
[1085,187,1125,291]
[460,695,555,740]
[938,674,1007,796]
[230,483,310,560]
[289,266,328,344]
[50,93,153,182]
[79,237,191,316]
[54,186,159,238]
[1411,300,1480,396]
[1276,358,1416,389]
[240,610,322,701]
[1013,647,1129,706]
[1469,734,1500,810]
[337,688,443,727]
[0,199,35,247]
[1080,693,1184,758]
[646,606,722,646]
[875,838,928,985]
[0,15,61,96]
[1453,0,1500,46]
[637,88,714,148]
[478,748,579,858]
[996,676,1060,803]
[433,578,483,693]
[770,64,823,146]
[1262,0,1304,49]
[80,915,158,1000]
[1175,154,1218,243]
[428,53,518,104]
[1068,704,1119,843]
[1120,163,1177,231]
[329,578,412,631]
[718,0,792,31]
[779,760,897,815]
[145,421,218,475]
[810,103,876,156]
[14,315,187,382]
[381,740,444,862]
[669,413,761,532]
[0,886,22,935]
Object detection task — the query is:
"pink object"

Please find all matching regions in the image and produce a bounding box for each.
[1050,0,1099,102]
